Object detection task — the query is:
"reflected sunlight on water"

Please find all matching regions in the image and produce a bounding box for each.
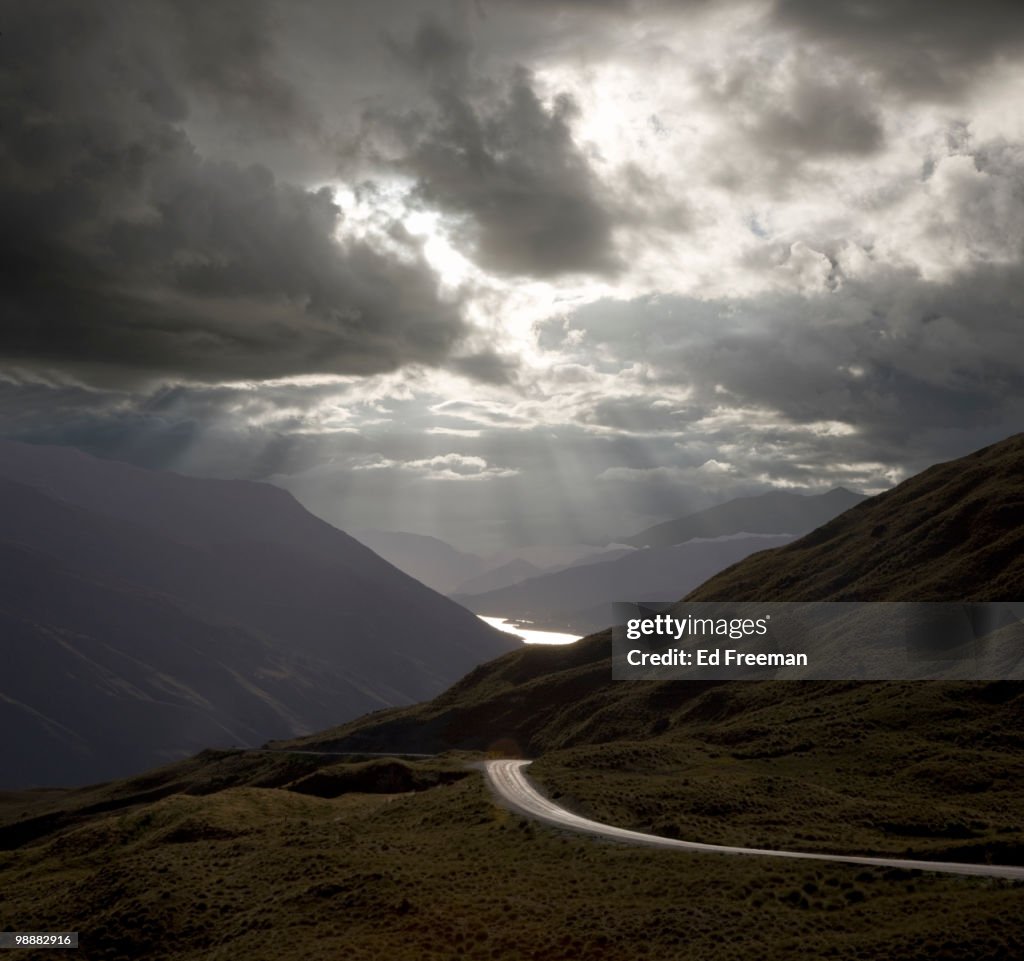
[478,615,580,645]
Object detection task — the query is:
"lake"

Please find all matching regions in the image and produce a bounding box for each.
[478,615,580,645]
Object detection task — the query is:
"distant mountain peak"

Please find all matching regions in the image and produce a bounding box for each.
[624,486,867,549]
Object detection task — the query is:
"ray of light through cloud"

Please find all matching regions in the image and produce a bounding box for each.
[2,0,1024,551]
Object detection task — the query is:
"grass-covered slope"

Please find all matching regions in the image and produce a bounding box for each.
[688,433,1024,602]
[276,438,1024,763]
[3,761,1021,961]
[274,434,1024,866]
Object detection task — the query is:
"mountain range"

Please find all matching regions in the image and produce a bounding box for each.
[624,487,867,548]
[0,440,515,787]
[287,433,1024,757]
[455,533,797,634]
[2,436,1022,960]
[350,529,632,597]
[452,488,866,632]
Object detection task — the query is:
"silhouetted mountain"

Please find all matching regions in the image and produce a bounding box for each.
[348,529,484,594]
[0,440,515,787]
[624,488,866,548]
[455,534,795,633]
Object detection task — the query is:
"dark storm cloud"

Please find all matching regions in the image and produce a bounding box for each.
[379,20,621,278]
[581,396,709,434]
[693,52,886,184]
[171,0,316,135]
[549,258,1024,478]
[0,374,346,478]
[0,2,467,387]
[749,67,884,158]
[448,351,520,385]
[773,0,1024,98]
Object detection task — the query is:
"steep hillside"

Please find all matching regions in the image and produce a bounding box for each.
[0,441,515,787]
[688,434,1024,602]
[624,488,866,548]
[260,438,1024,875]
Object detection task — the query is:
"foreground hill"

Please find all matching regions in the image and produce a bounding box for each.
[0,441,515,787]
[3,747,1019,961]
[624,488,866,548]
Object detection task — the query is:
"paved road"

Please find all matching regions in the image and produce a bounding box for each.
[484,759,1024,880]
[249,749,437,759]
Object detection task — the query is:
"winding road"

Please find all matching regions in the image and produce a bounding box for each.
[484,759,1024,880]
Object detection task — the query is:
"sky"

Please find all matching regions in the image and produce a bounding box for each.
[2,0,1024,552]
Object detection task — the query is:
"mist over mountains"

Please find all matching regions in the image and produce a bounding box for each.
[453,489,864,633]
[624,488,867,548]
[351,529,631,597]
[456,534,797,634]
[0,440,515,788]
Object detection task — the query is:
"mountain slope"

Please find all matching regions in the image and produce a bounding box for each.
[349,529,483,594]
[288,434,1024,758]
[0,441,515,787]
[261,437,1024,872]
[688,433,1024,603]
[625,488,866,548]
[456,534,795,633]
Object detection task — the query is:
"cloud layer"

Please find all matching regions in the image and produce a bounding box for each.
[3,0,1024,549]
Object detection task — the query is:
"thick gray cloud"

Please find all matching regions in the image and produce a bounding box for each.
[545,255,1024,481]
[773,0,1024,98]
[375,20,621,277]
[743,62,884,158]
[0,2,467,387]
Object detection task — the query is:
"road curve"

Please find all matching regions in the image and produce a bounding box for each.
[484,759,1024,881]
